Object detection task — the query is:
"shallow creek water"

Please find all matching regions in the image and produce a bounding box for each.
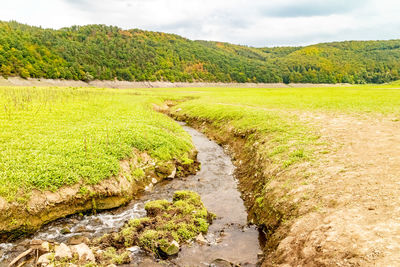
[1,124,261,266]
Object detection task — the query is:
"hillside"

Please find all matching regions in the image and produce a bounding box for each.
[1,21,400,84]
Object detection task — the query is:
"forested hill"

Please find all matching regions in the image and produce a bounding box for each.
[1,21,400,84]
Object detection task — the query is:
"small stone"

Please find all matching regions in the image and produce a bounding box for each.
[37,253,52,266]
[40,242,50,253]
[70,243,95,263]
[160,240,180,256]
[126,246,140,253]
[55,243,72,259]
[168,167,176,179]
[145,183,153,192]
[67,235,90,245]
[152,178,158,184]
[60,227,71,235]
[195,233,207,245]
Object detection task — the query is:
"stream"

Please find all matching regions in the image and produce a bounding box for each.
[1,124,262,266]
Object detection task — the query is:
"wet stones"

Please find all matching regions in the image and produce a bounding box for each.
[195,233,207,245]
[37,253,52,266]
[7,239,98,266]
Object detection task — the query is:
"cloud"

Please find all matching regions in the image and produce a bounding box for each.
[1,0,399,47]
[260,0,368,18]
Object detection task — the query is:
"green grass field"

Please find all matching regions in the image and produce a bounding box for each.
[142,85,400,114]
[1,84,400,202]
[143,85,400,169]
[0,87,194,200]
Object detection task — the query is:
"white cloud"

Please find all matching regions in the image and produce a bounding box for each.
[0,0,399,47]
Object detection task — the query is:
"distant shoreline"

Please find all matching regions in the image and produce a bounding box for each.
[0,77,350,89]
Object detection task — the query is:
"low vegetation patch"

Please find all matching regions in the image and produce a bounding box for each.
[95,191,214,259]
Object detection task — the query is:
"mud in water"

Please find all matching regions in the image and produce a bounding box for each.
[1,124,261,266]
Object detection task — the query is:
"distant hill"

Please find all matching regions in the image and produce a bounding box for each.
[1,21,400,84]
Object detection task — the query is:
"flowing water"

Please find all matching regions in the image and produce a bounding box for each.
[1,124,261,266]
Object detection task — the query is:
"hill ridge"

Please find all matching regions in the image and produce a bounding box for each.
[1,21,400,84]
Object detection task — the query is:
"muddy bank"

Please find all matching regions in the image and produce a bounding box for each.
[0,77,349,89]
[0,149,199,241]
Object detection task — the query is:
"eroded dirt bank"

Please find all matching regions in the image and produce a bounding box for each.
[0,149,199,241]
[169,108,400,266]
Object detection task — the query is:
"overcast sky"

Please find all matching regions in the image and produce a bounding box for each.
[1,0,399,47]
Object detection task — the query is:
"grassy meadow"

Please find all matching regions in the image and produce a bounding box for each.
[143,84,400,170]
[1,84,400,202]
[0,87,194,201]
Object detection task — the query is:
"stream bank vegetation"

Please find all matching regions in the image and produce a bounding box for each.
[0,86,199,239]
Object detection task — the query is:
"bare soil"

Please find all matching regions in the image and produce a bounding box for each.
[269,112,400,266]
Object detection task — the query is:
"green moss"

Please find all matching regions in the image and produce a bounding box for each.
[176,223,197,240]
[138,230,164,252]
[194,218,209,233]
[79,186,89,195]
[144,199,170,216]
[131,168,145,181]
[103,247,130,265]
[103,191,213,258]
[173,190,202,204]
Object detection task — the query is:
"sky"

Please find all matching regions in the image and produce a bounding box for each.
[1,0,399,47]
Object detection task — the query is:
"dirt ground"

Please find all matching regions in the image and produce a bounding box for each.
[270,112,400,266]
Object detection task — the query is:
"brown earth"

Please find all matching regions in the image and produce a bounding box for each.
[268,112,400,266]
[171,108,400,266]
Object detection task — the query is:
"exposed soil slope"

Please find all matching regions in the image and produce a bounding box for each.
[272,112,400,266]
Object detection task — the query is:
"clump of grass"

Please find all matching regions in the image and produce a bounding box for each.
[95,191,214,258]
[102,247,131,265]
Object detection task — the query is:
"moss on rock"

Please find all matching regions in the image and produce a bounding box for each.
[95,190,214,259]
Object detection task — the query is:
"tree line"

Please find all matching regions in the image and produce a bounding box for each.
[1,21,400,84]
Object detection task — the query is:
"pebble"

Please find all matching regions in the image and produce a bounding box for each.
[55,243,72,259]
